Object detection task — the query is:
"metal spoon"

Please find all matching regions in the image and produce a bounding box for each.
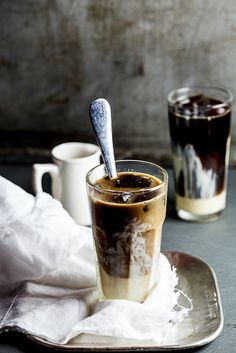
[89,98,117,179]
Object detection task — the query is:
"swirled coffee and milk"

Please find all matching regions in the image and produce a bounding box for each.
[86,161,168,302]
[168,87,232,222]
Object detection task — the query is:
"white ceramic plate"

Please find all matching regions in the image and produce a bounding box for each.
[30,251,223,351]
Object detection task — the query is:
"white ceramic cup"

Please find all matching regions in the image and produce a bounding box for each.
[33,142,101,225]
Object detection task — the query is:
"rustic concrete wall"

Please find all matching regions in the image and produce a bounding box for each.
[0,0,236,163]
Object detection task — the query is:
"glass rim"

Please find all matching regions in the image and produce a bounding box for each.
[167,85,233,109]
[86,159,168,195]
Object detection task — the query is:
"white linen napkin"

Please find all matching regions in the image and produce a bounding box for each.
[0,175,191,344]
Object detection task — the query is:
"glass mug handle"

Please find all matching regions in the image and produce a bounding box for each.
[32,163,60,199]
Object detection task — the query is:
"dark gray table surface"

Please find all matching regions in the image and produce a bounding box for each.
[0,165,235,353]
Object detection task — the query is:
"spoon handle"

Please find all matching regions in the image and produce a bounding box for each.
[89,98,117,179]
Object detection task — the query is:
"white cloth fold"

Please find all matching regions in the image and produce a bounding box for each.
[0,175,191,344]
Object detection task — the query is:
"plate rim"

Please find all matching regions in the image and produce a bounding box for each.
[28,251,224,351]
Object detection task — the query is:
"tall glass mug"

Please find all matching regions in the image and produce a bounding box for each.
[86,160,168,302]
[168,86,232,222]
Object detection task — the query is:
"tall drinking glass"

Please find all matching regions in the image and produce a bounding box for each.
[168,86,232,222]
[86,160,168,302]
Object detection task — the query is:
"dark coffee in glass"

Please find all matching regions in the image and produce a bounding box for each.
[86,160,168,302]
[168,86,232,222]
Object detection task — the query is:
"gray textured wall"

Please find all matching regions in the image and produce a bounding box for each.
[1,0,236,164]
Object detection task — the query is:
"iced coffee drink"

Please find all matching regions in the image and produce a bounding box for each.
[168,86,232,221]
[86,160,168,302]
